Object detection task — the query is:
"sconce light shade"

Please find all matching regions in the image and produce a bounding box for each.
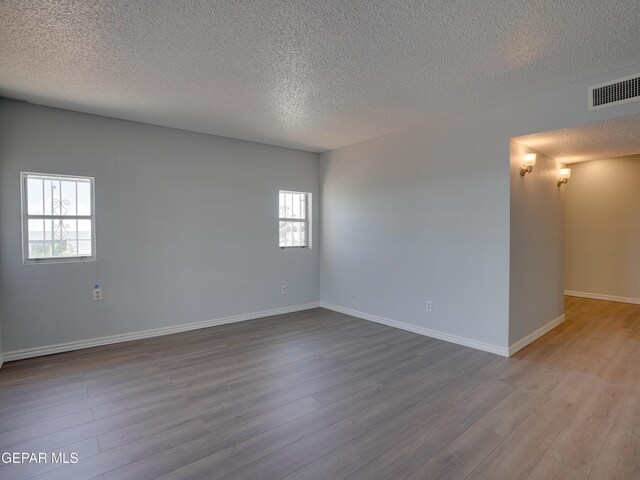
[558,167,571,186]
[520,153,536,176]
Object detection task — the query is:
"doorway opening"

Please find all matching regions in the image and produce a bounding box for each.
[509,113,640,354]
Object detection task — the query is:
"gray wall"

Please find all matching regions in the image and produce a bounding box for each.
[509,143,565,344]
[320,62,640,351]
[320,115,511,349]
[565,155,640,301]
[0,100,320,353]
[3,63,640,357]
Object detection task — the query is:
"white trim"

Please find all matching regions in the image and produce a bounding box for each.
[564,290,640,305]
[279,190,311,249]
[21,171,96,264]
[318,302,509,357]
[508,314,565,356]
[3,303,320,362]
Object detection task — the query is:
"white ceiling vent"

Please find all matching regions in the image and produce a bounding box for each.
[589,73,640,110]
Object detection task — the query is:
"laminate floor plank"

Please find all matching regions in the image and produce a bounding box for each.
[215,419,364,480]
[32,420,210,480]
[466,396,574,480]
[340,381,513,480]
[527,455,588,480]
[104,385,392,480]
[405,425,505,480]
[0,409,94,451]
[0,300,637,479]
[590,425,640,475]
[282,400,441,480]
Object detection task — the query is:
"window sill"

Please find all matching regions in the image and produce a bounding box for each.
[24,256,96,265]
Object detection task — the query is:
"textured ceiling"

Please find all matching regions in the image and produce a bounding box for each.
[2,1,640,152]
[515,113,640,163]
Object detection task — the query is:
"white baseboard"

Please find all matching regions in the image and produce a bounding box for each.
[318,302,509,357]
[564,290,640,305]
[4,301,569,364]
[3,302,320,362]
[508,314,565,356]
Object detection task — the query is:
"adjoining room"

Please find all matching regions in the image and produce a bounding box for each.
[512,114,640,311]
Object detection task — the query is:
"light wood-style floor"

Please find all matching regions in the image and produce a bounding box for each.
[0,296,638,479]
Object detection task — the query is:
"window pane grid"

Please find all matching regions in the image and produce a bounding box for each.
[279,221,307,248]
[279,192,307,220]
[279,191,309,248]
[23,173,95,262]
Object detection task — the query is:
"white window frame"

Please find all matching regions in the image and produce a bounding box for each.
[21,172,96,264]
[279,190,311,249]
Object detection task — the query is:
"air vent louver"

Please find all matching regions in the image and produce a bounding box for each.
[589,74,640,110]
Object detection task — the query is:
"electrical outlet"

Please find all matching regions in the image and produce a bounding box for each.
[426,300,432,312]
[93,285,102,301]
[281,285,287,295]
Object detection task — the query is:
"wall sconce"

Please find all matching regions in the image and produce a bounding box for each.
[557,168,571,186]
[520,153,536,176]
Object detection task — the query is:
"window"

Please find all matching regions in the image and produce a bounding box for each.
[21,172,95,263]
[279,190,310,248]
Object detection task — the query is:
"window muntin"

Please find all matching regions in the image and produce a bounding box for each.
[279,190,310,248]
[22,172,95,263]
